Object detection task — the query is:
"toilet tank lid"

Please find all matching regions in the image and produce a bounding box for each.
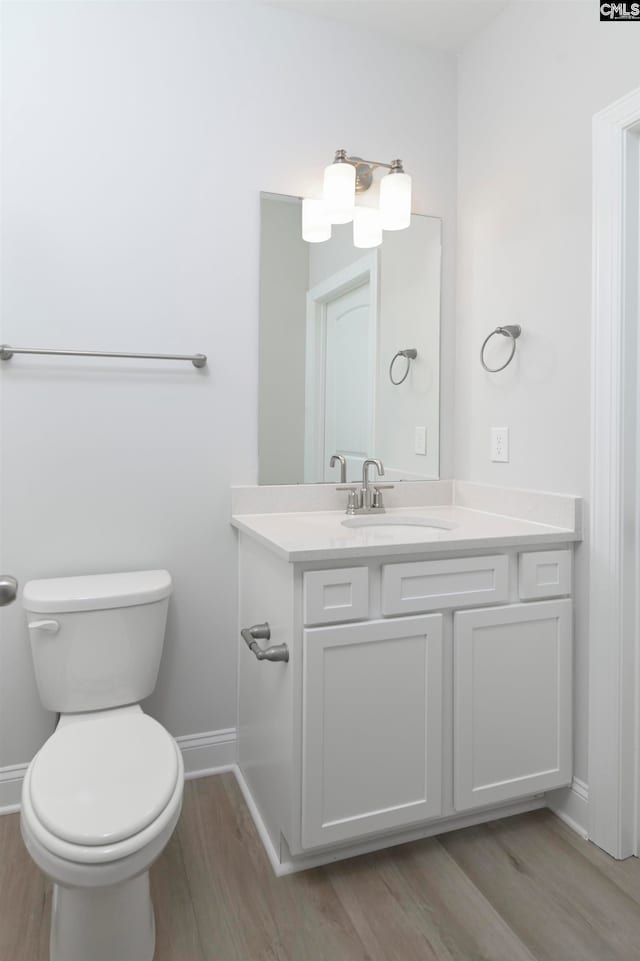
[23,570,172,613]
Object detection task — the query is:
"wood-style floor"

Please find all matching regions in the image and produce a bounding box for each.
[2,773,640,961]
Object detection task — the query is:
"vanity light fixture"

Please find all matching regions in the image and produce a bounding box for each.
[353,207,383,249]
[302,149,412,248]
[302,198,331,243]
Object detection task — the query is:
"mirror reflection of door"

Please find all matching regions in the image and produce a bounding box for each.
[305,256,377,483]
[323,281,375,482]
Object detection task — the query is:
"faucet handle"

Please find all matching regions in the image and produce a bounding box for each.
[336,486,361,514]
[371,484,395,510]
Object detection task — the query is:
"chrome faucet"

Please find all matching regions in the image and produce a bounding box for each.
[361,458,385,509]
[329,454,347,484]
[337,458,394,515]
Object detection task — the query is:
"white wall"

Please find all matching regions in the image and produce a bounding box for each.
[0,1,457,768]
[377,216,441,479]
[456,2,640,782]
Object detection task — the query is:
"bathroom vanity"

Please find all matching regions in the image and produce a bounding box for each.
[232,482,581,875]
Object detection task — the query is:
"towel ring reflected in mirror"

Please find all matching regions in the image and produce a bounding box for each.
[389,348,418,386]
[480,325,522,373]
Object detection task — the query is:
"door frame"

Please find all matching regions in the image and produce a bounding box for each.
[304,253,379,482]
[589,85,640,858]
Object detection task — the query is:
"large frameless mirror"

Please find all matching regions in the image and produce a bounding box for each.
[258,192,442,485]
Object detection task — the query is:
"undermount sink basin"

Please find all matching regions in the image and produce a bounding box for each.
[341,515,458,531]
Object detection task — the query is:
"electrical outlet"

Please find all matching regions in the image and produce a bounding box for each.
[414,426,427,455]
[491,427,509,463]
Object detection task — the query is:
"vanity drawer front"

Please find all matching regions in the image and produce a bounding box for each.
[519,550,572,600]
[303,567,369,625]
[382,555,509,615]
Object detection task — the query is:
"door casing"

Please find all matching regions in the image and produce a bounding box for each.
[589,85,640,859]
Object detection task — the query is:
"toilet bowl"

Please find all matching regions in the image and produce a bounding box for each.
[20,570,183,961]
[21,706,184,961]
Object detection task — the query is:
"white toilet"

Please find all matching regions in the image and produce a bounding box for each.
[20,569,184,961]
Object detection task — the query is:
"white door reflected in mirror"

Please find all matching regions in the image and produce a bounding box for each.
[305,254,377,484]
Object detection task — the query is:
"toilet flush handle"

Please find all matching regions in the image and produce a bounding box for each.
[28,619,60,634]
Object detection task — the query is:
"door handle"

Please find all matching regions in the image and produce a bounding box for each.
[0,575,18,607]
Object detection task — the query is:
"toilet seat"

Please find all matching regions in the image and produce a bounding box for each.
[21,766,183,891]
[30,712,179,846]
[22,712,184,868]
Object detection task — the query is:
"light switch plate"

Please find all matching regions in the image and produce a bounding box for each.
[414,426,427,455]
[491,427,509,462]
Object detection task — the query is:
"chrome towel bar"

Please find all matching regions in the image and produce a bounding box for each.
[0,345,207,368]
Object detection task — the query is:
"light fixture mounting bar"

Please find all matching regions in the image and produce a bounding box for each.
[333,149,405,194]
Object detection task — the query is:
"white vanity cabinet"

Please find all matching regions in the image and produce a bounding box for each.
[302,615,443,848]
[236,535,575,873]
[453,599,572,811]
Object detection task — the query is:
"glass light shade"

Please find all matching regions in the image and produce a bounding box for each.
[302,198,331,243]
[323,162,356,224]
[353,207,382,249]
[379,171,412,230]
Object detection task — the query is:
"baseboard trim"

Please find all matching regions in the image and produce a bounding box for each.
[233,764,546,877]
[0,727,238,815]
[233,765,283,875]
[177,728,237,780]
[0,764,28,815]
[546,777,589,839]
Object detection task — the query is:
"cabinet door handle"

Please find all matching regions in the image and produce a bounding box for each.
[241,622,289,663]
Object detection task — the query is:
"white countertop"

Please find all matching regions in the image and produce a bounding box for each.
[231,505,579,563]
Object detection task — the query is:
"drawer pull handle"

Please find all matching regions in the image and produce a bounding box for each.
[241,622,289,663]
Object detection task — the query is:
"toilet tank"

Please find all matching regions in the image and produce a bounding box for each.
[22,570,172,713]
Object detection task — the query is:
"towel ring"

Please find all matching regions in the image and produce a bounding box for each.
[389,348,417,386]
[480,325,521,373]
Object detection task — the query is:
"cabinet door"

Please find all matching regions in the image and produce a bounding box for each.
[454,600,572,812]
[302,615,443,849]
